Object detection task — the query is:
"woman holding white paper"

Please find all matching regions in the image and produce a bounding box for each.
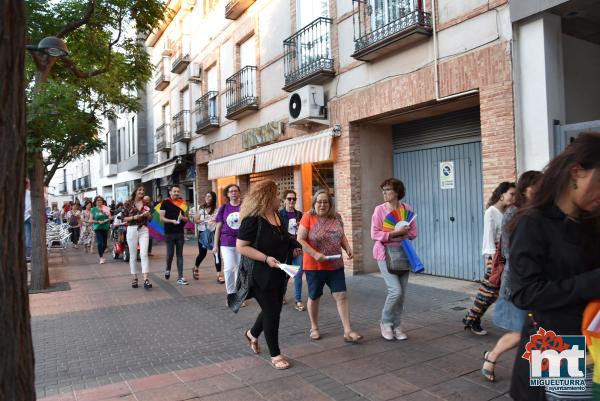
[236,180,302,370]
[371,178,417,341]
[297,189,362,343]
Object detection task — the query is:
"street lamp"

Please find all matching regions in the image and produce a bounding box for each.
[26,36,69,57]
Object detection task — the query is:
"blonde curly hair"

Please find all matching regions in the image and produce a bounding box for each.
[240,180,278,219]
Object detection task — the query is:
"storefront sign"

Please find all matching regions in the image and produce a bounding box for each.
[439,161,455,190]
[242,121,283,149]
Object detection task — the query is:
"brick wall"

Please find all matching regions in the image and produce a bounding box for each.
[329,41,516,273]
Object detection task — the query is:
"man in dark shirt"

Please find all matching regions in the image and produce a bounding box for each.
[160,185,189,285]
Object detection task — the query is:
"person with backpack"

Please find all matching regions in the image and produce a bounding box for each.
[278,189,305,311]
[66,203,82,249]
[193,191,222,282]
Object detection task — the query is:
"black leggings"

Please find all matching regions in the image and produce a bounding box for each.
[250,287,284,357]
[195,241,222,272]
[95,229,108,257]
[70,227,80,245]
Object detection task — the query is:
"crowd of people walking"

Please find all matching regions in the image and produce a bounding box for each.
[44,132,599,396]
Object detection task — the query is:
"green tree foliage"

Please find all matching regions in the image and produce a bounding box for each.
[25,0,167,184]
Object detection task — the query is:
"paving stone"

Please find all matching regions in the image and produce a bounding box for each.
[347,373,421,401]
[427,377,505,401]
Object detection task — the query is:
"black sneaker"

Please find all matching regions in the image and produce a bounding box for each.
[164,270,171,280]
[470,321,488,336]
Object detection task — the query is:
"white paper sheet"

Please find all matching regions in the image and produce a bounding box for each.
[278,264,300,278]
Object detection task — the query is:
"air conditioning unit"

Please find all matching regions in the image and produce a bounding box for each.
[288,85,326,125]
[188,63,202,82]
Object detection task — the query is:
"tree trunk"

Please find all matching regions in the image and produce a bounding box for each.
[0,0,36,400]
[29,150,50,290]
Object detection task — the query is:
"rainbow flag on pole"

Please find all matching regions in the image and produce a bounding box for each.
[147,198,188,241]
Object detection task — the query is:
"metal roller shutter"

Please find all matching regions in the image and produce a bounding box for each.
[393,107,481,151]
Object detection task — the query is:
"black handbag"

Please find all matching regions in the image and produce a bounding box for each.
[384,244,410,275]
[228,218,262,313]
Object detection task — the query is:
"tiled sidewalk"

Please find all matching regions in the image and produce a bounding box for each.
[32,245,514,401]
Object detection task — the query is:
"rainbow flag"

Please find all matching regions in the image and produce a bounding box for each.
[147,198,188,241]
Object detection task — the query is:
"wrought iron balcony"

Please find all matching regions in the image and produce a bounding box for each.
[225,66,258,120]
[155,123,171,152]
[171,42,191,74]
[351,0,432,61]
[225,0,256,20]
[283,17,335,92]
[154,60,170,90]
[193,91,219,134]
[172,110,192,143]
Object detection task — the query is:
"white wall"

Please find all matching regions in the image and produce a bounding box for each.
[563,34,600,124]
[258,0,291,65]
[514,12,565,173]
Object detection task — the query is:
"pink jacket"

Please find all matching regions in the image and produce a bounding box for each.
[371,203,418,261]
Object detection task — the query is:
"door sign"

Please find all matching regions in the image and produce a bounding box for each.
[439,161,455,190]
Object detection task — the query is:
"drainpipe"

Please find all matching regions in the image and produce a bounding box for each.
[431,0,479,101]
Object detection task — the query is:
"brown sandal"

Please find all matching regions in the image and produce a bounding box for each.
[245,330,260,354]
[270,355,290,370]
[343,332,364,343]
[192,267,199,280]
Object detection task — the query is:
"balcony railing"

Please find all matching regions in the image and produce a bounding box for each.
[225,0,256,20]
[171,42,191,74]
[283,17,335,92]
[155,123,171,152]
[225,66,258,120]
[193,91,219,134]
[172,110,192,143]
[154,60,170,90]
[352,0,432,61]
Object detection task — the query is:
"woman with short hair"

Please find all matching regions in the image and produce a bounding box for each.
[370,178,417,341]
[297,189,362,343]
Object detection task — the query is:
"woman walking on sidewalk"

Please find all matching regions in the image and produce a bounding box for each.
[462,181,516,335]
[237,180,301,370]
[480,171,542,382]
[509,133,600,401]
[297,190,362,343]
[278,189,304,310]
[371,178,417,341]
[123,185,153,289]
[213,184,242,301]
[79,200,95,253]
[193,191,223,282]
[66,203,82,249]
[89,196,112,264]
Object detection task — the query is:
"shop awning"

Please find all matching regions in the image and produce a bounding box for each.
[254,128,335,173]
[207,149,256,180]
[141,160,178,183]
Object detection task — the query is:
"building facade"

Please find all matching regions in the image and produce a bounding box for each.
[143,0,520,280]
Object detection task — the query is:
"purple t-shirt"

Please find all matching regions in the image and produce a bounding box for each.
[286,210,299,237]
[216,203,241,247]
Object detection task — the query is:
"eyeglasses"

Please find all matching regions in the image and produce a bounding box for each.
[316,200,330,204]
[286,198,297,201]
[228,189,240,193]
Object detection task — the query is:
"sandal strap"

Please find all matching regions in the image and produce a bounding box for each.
[483,352,496,364]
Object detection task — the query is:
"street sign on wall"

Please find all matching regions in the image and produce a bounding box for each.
[439,161,455,190]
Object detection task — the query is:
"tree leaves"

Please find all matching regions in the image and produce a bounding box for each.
[25,0,165,182]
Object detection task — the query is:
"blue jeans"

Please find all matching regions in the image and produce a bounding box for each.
[377,260,409,327]
[25,218,31,258]
[95,229,108,257]
[283,255,303,302]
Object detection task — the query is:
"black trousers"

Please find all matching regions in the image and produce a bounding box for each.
[165,232,184,278]
[95,229,108,257]
[70,227,80,245]
[195,241,222,272]
[250,287,284,357]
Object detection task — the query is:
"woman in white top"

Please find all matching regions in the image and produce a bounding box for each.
[193,191,223,282]
[462,181,516,335]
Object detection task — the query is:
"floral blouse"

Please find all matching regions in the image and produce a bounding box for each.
[122,200,152,227]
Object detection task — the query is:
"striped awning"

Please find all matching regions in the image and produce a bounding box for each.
[254,128,334,173]
[207,149,255,180]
